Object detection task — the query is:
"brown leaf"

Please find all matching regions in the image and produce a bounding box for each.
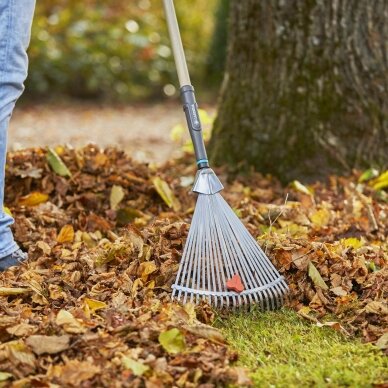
[26,335,70,355]
[364,301,388,315]
[183,324,225,344]
[48,360,101,385]
[6,323,36,337]
[55,309,86,334]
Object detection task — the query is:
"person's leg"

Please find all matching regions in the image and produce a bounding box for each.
[0,0,35,261]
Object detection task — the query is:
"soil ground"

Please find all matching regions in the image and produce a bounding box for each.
[9,100,214,164]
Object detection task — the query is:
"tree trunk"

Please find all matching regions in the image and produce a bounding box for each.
[208,0,387,183]
[206,0,231,86]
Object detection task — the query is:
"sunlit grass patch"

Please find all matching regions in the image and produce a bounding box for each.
[218,309,387,387]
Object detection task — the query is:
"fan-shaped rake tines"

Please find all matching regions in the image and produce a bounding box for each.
[172,189,288,310]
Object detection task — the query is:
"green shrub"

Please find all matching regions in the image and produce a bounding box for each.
[27,0,217,100]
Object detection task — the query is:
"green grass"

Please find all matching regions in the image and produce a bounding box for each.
[217,309,387,388]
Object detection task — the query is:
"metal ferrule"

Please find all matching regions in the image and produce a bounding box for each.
[192,168,224,195]
[180,85,209,169]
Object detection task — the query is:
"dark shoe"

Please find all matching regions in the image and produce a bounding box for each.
[0,249,28,271]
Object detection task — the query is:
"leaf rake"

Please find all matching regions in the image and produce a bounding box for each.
[163,0,288,309]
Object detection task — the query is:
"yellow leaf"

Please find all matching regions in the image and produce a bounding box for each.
[54,145,65,155]
[57,224,75,243]
[3,206,12,216]
[198,109,214,125]
[110,185,125,210]
[358,168,379,183]
[0,372,13,382]
[341,238,363,250]
[291,180,313,196]
[84,298,107,313]
[18,192,49,207]
[308,262,328,290]
[152,177,181,211]
[138,261,157,282]
[122,357,150,376]
[371,170,388,190]
[0,287,31,296]
[310,208,331,228]
[170,123,186,143]
[131,278,143,298]
[158,328,186,354]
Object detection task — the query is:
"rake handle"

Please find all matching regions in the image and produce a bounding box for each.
[162,0,209,169]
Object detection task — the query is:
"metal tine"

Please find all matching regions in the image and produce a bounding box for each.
[208,194,237,307]
[172,178,288,309]
[204,196,214,306]
[215,195,271,294]
[177,210,196,303]
[224,205,282,288]
[207,196,224,309]
[193,200,204,305]
[216,197,274,293]
[218,194,279,284]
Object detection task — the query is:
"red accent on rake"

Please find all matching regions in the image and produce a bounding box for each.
[226,274,244,293]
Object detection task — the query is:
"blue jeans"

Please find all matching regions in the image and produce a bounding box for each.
[0,0,35,258]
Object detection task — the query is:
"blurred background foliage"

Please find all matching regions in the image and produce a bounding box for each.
[26,0,228,102]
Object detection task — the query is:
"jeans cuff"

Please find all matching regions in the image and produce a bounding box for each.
[0,242,19,260]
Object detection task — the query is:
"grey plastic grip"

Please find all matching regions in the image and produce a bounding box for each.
[180,85,209,169]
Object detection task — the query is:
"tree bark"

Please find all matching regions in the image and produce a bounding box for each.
[209,0,387,182]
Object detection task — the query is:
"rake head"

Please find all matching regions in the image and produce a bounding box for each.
[172,168,288,309]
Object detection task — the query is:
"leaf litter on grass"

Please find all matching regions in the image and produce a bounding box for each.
[0,145,387,386]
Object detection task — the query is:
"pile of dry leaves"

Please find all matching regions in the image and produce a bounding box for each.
[0,145,387,386]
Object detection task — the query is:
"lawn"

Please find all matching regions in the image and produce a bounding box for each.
[219,309,387,387]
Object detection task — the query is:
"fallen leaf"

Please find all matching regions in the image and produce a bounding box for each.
[226,274,245,293]
[341,237,363,250]
[26,335,70,355]
[308,262,329,290]
[3,206,12,216]
[310,208,331,228]
[371,170,388,190]
[0,372,13,382]
[0,287,31,296]
[316,321,350,336]
[84,298,107,313]
[36,240,51,255]
[364,301,388,315]
[5,341,36,367]
[110,185,125,210]
[152,176,181,211]
[158,328,186,354]
[138,261,158,281]
[376,333,388,350]
[330,287,347,296]
[47,147,72,177]
[122,357,150,376]
[6,323,36,337]
[359,168,379,183]
[18,192,49,207]
[291,180,313,195]
[55,309,86,334]
[48,359,100,385]
[183,324,225,344]
[57,224,75,243]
